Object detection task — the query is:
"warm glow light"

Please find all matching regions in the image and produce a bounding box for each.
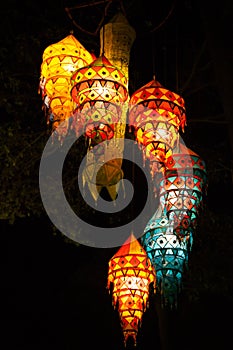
[107,232,156,346]
[39,34,95,142]
[129,78,186,177]
[70,55,129,201]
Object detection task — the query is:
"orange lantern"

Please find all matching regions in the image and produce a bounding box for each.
[107,232,156,347]
[70,55,129,201]
[39,33,94,142]
[128,78,186,177]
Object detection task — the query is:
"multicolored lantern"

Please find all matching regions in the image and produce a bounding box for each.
[160,143,207,231]
[141,142,207,308]
[107,232,156,346]
[141,206,193,308]
[70,55,129,200]
[128,78,186,178]
[39,33,94,142]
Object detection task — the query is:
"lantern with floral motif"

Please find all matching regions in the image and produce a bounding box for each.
[107,232,156,346]
[128,78,186,178]
[39,33,95,142]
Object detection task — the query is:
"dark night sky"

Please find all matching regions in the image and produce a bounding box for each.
[1,1,233,349]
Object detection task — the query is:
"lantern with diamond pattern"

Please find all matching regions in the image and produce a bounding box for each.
[128,78,186,178]
[141,205,193,308]
[39,34,94,142]
[159,143,207,231]
[70,55,129,200]
[107,232,156,346]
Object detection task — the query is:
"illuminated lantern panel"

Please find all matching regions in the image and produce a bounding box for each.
[71,55,128,106]
[107,232,156,347]
[160,143,207,230]
[71,102,120,144]
[128,78,186,177]
[141,209,193,308]
[70,55,129,201]
[39,34,94,142]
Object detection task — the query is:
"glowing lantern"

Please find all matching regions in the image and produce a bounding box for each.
[70,55,129,200]
[141,207,193,308]
[39,33,94,142]
[107,232,156,346]
[99,11,136,84]
[159,143,207,231]
[141,143,207,308]
[128,78,186,178]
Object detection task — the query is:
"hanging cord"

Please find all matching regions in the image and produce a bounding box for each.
[175,19,179,92]
[102,1,106,56]
[152,30,156,80]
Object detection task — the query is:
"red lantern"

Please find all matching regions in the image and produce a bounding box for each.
[129,78,186,177]
[107,232,156,346]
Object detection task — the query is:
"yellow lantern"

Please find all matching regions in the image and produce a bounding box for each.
[107,232,156,347]
[39,33,94,142]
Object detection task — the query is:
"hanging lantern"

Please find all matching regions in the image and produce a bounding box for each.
[107,232,156,346]
[159,143,207,231]
[128,78,186,178]
[141,206,193,308]
[140,142,207,308]
[70,55,129,201]
[99,11,136,85]
[39,33,94,142]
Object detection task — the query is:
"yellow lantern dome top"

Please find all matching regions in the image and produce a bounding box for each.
[42,34,94,63]
[71,55,128,107]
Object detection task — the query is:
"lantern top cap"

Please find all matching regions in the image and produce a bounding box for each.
[109,11,129,23]
[42,34,93,61]
[71,53,128,90]
[129,78,186,109]
[111,232,147,258]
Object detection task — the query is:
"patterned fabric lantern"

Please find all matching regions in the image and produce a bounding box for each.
[107,232,156,346]
[160,143,207,232]
[70,55,129,200]
[141,143,207,307]
[141,206,193,308]
[99,11,136,85]
[39,33,94,142]
[128,78,186,178]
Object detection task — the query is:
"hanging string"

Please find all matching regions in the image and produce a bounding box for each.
[152,31,156,80]
[175,18,179,92]
[101,0,107,56]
